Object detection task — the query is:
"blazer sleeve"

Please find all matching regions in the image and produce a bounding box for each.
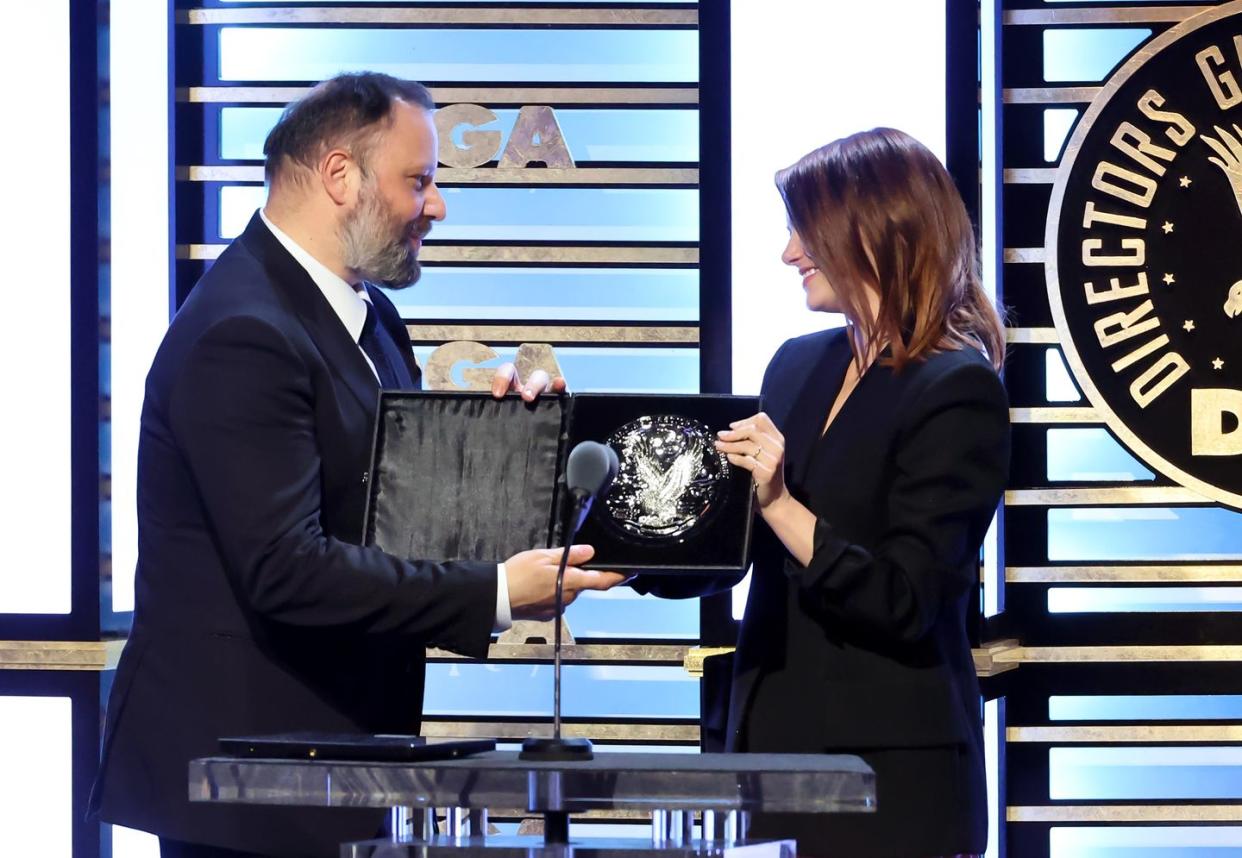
[787,359,1010,645]
[166,315,497,657]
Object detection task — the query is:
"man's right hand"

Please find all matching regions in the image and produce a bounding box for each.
[504,545,626,620]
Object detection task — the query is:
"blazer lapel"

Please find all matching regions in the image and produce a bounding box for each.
[239,213,380,415]
[782,333,852,489]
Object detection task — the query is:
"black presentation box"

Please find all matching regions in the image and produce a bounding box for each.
[362,392,760,574]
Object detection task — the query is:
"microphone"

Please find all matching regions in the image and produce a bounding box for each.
[520,441,618,763]
[565,441,620,531]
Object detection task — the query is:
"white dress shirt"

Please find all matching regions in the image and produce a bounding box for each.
[259,209,512,632]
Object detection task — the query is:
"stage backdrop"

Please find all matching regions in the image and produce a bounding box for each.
[992,2,1242,857]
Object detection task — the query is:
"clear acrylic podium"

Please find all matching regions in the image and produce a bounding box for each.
[190,750,875,858]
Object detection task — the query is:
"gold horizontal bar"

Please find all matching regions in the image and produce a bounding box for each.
[182,166,700,186]
[1003,168,1058,184]
[973,640,1022,678]
[1004,247,1045,264]
[407,324,698,345]
[1009,725,1242,743]
[183,86,699,106]
[1009,805,1242,823]
[681,644,1015,679]
[1005,486,1210,506]
[179,245,700,264]
[427,643,690,663]
[999,645,1242,664]
[181,244,222,260]
[1008,565,1242,583]
[421,721,700,742]
[424,246,699,265]
[184,7,697,26]
[1006,327,1058,344]
[1003,87,1101,105]
[0,640,125,672]
[1004,7,1208,25]
[1009,407,1102,424]
[683,646,736,678]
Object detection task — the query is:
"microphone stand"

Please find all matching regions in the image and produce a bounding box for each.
[520,491,595,764]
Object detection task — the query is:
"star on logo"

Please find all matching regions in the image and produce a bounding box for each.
[1179,176,1192,188]
[1162,221,1175,234]
[1214,357,1225,370]
[1184,320,1196,332]
[1163,273,1176,285]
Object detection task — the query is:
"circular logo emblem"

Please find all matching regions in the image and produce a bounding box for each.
[602,414,731,541]
[1048,1,1242,509]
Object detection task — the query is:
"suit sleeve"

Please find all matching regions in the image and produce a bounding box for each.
[788,360,1010,645]
[167,315,496,657]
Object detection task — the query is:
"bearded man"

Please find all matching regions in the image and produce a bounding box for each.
[91,73,624,858]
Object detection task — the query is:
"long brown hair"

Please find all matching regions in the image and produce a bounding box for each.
[776,127,1005,371]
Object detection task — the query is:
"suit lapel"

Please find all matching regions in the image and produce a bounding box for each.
[239,213,380,415]
[782,332,852,489]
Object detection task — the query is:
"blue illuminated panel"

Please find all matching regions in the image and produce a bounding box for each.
[1045,347,1081,401]
[1043,29,1151,82]
[1049,587,1242,613]
[1049,507,1242,561]
[1052,827,1242,857]
[0,697,72,855]
[219,186,699,243]
[221,107,700,163]
[423,664,699,718]
[113,826,161,858]
[1051,747,1242,799]
[218,29,698,83]
[410,347,699,394]
[1046,428,1154,482]
[387,269,699,323]
[1044,109,1079,163]
[1051,695,1242,721]
[567,589,698,640]
[217,0,695,3]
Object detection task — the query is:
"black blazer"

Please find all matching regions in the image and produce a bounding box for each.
[91,214,498,856]
[640,326,1008,854]
[733,327,1008,750]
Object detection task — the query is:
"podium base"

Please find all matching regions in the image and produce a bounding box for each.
[519,737,595,762]
[345,833,795,858]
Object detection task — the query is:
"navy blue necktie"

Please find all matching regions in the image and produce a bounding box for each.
[358,300,402,389]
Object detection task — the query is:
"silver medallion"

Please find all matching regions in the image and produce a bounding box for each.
[603,415,731,540]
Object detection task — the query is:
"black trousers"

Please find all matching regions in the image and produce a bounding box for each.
[160,838,275,858]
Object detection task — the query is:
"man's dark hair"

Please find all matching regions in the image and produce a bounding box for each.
[263,72,435,185]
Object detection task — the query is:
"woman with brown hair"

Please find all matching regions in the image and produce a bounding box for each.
[713,127,1010,857]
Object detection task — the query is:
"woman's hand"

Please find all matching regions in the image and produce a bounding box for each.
[716,412,789,511]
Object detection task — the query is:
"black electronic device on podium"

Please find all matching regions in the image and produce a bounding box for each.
[520,440,619,764]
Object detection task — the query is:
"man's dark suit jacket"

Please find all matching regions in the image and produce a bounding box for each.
[91,214,498,857]
[638,327,1009,856]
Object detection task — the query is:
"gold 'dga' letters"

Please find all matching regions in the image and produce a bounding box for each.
[1047,0,1242,508]
[423,342,564,393]
[434,104,575,169]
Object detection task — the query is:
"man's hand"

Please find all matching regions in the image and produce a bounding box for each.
[504,545,626,620]
[491,363,568,402]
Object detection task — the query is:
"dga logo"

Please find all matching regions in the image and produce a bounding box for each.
[1048,1,1242,509]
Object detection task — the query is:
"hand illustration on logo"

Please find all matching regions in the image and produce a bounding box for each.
[1226,281,1242,319]
[1202,124,1242,217]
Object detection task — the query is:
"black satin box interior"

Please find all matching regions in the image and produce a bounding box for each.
[362,392,760,573]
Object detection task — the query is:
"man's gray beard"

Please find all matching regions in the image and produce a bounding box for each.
[340,188,421,290]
